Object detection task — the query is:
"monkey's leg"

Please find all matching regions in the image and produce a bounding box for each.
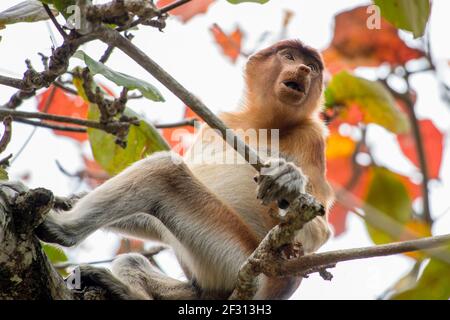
[36,151,260,291]
[106,213,174,243]
[106,214,194,280]
[75,264,147,300]
[110,253,199,299]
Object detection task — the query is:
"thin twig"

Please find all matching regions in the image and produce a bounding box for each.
[99,45,115,64]
[159,0,192,14]
[281,234,450,275]
[14,116,198,132]
[380,76,433,225]
[53,81,79,95]
[0,108,130,132]
[403,74,433,225]
[14,118,87,133]
[0,116,13,154]
[53,246,167,270]
[155,118,197,128]
[0,75,24,90]
[42,3,68,40]
[10,86,57,164]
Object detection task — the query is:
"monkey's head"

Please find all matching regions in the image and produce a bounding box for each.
[245,40,324,120]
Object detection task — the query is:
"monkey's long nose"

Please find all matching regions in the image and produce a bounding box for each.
[298,64,311,75]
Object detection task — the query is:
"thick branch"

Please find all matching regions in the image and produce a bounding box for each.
[229,194,325,300]
[0,182,73,299]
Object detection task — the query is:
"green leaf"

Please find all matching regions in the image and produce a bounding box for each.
[73,51,165,102]
[88,105,169,176]
[41,243,67,264]
[325,71,410,133]
[226,0,270,3]
[373,0,431,38]
[392,255,450,300]
[0,167,8,180]
[39,0,76,18]
[364,167,413,245]
[0,1,58,27]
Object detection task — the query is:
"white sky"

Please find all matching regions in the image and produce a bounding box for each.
[0,0,449,299]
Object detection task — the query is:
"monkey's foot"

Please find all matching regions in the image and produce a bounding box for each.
[75,265,141,300]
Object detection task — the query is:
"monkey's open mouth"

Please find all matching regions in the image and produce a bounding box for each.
[283,80,305,93]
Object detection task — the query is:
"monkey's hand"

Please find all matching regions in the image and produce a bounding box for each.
[255,158,308,208]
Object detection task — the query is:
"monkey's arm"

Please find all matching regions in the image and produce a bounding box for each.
[296,136,334,253]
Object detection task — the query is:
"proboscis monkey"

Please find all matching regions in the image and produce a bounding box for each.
[36,40,334,300]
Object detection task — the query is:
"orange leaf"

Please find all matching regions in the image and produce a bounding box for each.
[322,6,424,74]
[116,238,145,255]
[210,23,243,63]
[162,106,202,155]
[36,86,88,142]
[399,220,432,260]
[326,131,356,160]
[397,119,443,179]
[157,0,215,23]
[326,128,373,236]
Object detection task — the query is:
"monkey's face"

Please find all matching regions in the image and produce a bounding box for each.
[246,41,324,116]
[273,48,322,106]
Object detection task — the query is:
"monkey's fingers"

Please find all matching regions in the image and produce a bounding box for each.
[256,162,297,204]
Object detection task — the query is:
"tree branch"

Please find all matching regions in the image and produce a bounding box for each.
[0,108,137,133]
[381,77,432,224]
[14,118,87,133]
[42,3,68,40]
[280,234,450,275]
[0,116,12,153]
[230,193,325,300]
[53,246,167,270]
[0,182,74,299]
[0,75,25,90]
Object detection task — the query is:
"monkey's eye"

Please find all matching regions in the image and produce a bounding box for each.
[284,52,295,61]
[307,63,319,73]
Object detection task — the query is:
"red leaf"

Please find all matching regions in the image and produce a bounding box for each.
[329,202,349,236]
[322,6,424,74]
[36,86,88,142]
[82,156,109,188]
[397,119,443,179]
[210,23,243,63]
[157,0,215,23]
